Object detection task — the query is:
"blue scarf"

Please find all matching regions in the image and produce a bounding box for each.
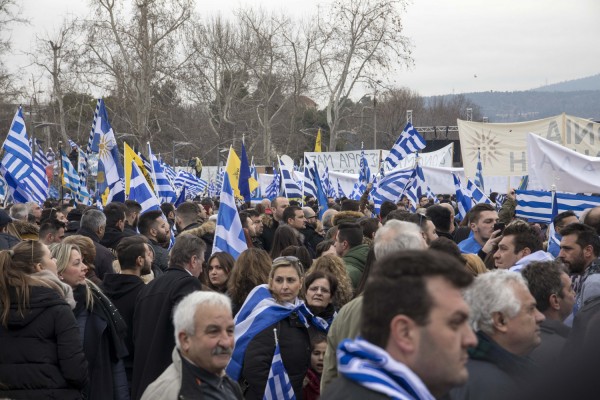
[337,338,435,400]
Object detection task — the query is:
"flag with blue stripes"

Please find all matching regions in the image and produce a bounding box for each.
[174,186,186,207]
[264,168,280,200]
[474,149,484,192]
[466,179,492,205]
[148,143,177,204]
[518,175,529,190]
[0,175,5,199]
[454,174,472,221]
[250,160,260,198]
[207,180,217,198]
[264,340,296,400]
[350,146,373,200]
[68,139,78,149]
[337,180,345,199]
[161,161,177,184]
[23,139,49,204]
[128,161,161,213]
[384,122,426,169]
[77,148,91,205]
[321,166,336,198]
[302,157,317,199]
[174,170,207,198]
[0,164,33,203]
[215,168,224,197]
[312,161,329,219]
[278,157,302,200]
[61,150,80,193]
[371,168,414,212]
[405,164,436,211]
[90,99,125,203]
[212,171,247,259]
[516,190,600,224]
[1,107,33,181]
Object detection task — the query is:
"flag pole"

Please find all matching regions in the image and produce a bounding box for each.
[58,140,64,202]
[273,328,278,346]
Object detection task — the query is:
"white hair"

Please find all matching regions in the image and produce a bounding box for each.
[373,220,425,259]
[464,270,528,335]
[9,204,28,221]
[173,291,232,349]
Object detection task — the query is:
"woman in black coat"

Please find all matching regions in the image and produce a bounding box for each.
[0,240,88,399]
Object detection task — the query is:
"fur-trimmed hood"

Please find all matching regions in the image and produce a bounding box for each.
[332,211,364,226]
[184,220,216,238]
[7,220,39,240]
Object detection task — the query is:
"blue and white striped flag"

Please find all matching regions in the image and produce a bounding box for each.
[128,161,161,213]
[23,139,49,204]
[61,150,80,193]
[321,166,336,198]
[215,168,224,197]
[264,337,296,400]
[161,161,177,184]
[0,175,5,199]
[174,170,207,196]
[515,190,553,223]
[148,143,177,204]
[68,139,78,149]
[302,157,317,199]
[212,171,247,259]
[278,157,302,200]
[466,179,492,205]
[474,149,485,192]
[371,168,414,212]
[207,180,217,198]
[337,180,345,200]
[351,146,372,200]
[250,160,260,198]
[384,122,426,169]
[76,148,92,205]
[0,164,33,203]
[556,192,600,215]
[1,107,33,181]
[265,169,280,200]
[454,174,472,221]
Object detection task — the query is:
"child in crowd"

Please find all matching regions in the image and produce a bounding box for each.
[303,334,327,400]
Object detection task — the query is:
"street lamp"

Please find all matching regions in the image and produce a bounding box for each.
[173,141,194,165]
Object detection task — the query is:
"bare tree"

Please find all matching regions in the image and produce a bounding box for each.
[0,0,24,100]
[315,0,412,150]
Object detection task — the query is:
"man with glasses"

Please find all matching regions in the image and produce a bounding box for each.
[301,206,324,253]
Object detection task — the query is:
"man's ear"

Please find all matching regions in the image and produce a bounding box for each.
[179,331,190,353]
[491,312,509,333]
[548,293,560,311]
[389,314,418,354]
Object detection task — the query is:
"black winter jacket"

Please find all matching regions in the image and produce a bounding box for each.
[76,227,115,281]
[0,232,20,250]
[100,226,135,251]
[0,286,88,399]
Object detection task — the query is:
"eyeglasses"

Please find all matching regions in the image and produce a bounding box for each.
[307,285,330,294]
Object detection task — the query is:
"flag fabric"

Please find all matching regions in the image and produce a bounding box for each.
[239,142,259,202]
[264,168,280,200]
[453,174,472,221]
[124,142,153,195]
[466,179,492,205]
[278,157,302,200]
[302,157,317,199]
[384,122,426,169]
[174,186,186,207]
[161,161,177,184]
[1,164,33,203]
[312,161,329,219]
[68,139,78,149]
[148,143,177,204]
[215,168,225,197]
[337,180,345,200]
[225,147,243,199]
[264,338,296,400]
[174,170,208,198]
[518,175,529,191]
[314,128,322,152]
[516,190,600,224]
[351,146,372,200]
[90,99,125,203]
[0,175,5,199]
[128,161,161,213]
[207,180,217,199]
[474,149,484,192]
[61,150,80,193]
[321,166,336,199]
[23,139,49,204]
[250,160,260,198]
[212,171,248,259]
[1,107,33,181]
[76,148,92,205]
[371,168,414,212]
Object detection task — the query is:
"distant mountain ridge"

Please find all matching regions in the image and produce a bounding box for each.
[532,74,600,92]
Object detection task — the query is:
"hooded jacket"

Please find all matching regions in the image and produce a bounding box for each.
[0,286,88,399]
[185,220,216,262]
[343,244,370,289]
[100,226,135,251]
[7,219,39,240]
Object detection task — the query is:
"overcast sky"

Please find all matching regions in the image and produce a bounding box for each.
[7,0,600,97]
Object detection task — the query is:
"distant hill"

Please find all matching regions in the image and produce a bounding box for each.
[532,74,600,92]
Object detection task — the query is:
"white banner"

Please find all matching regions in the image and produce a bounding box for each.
[458,114,600,178]
[387,144,454,170]
[527,133,600,193]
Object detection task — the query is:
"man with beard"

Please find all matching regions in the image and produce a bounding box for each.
[103,236,154,387]
[125,200,143,235]
[558,223,600,314]
[141,291,242,399]
[245,209,265,249]
[458,203,501,259]
[301,206,324,249]
[139,210,171,276]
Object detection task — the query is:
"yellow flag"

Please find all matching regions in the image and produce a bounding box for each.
[314,128,322,152]
[124,142,153,196]
[225,146,242,199]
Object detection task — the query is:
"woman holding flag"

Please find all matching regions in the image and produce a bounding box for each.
[226,256,329,400]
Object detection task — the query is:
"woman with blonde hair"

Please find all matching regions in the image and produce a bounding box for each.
[0,240,88,398]
[306,254,354,308]
[228,248,272,315]
[51,242,129,400]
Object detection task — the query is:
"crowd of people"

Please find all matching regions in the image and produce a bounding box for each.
[1,190,600,399]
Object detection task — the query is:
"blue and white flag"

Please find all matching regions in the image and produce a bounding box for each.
[212,171,247,259]
[278,157,302,200]
[90,99,125,203]
[516,190,600,224]
[264,338,296,400]
[474,149,484,192]
[250,160,260,198]
[466,179,492,205]
[302,157,317,199]
[161,161,177,185]
[68,139,78,149]
[1,107,33,181]
[174,186,186,207]
[371,168,414,212]
[0,175,5,199]
[454,174,472,221]
[0,164,33,203]
[313,161,329,219]
[337,180,346,200]
[350,146,372,200]
[207,180,218,199]
[149,143,177,204]
[129,161,161,213]
[384,122,426,169]
[23,139,49,204]
[321,166,336,199]
[61,150,80,193]
[264,169,280,200]
[174,170,207,198]
[76,148,92,205]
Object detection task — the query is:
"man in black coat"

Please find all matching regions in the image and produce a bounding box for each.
[138,210,171,276]
[260,196,289,252]
[76,209,115,281]
[131,234,205,400]
[100,202,135,251]
[174,202,203,235]
[103,236,153,388]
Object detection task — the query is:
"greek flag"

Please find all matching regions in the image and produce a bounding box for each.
[337,180,346,199]
[128,161,161,213]
[384,122,426,169]
[302,157,317,199]
[90,99,125,203]
[250,160,260,198]
[76,148,91,205]
[278,157,302,200]
[161,161,177,184]
[1,107,33,181]
[264,339,296,400]
[68,139,78,149]
[174,186,186,207]
[0,175,5,199]
[212,171,247,259]
[148,143,176,204]
[321,166,336,198]
[22,139,49,204]
[1,164,32,203]
[454,174,472,221]
[515,190,600,224]
[466,179,492,205]
[61,150,80,193]
[474,149,484,192]
[350,147,372,200]
[207,180,217,198]
[265,169,280,200]
[371,168,414,212]
[174,170,207,196]
[215,168,224,197]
